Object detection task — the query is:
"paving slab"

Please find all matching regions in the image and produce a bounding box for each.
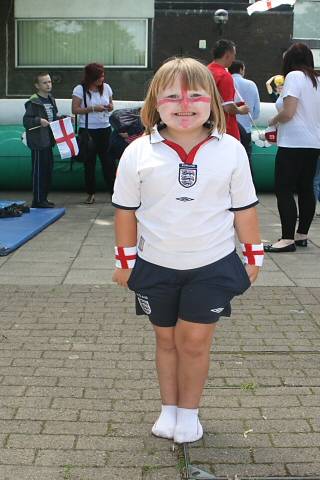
[0,192,319,479]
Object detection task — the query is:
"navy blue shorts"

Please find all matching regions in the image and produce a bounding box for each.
[127,250,251,327]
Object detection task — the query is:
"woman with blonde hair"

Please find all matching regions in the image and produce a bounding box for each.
[112,57,263,443]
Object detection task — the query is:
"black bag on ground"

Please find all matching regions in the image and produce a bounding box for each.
[0,202,30,218]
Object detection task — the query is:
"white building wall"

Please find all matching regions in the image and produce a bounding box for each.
[14,0,154,18]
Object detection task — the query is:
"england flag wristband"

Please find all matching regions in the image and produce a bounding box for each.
[115,246,137,269]
[241,243,264,267]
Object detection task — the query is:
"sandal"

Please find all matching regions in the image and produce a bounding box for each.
[85,194,95,204]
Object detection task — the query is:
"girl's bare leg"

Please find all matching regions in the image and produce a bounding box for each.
[151,325,178,438]
[175,320,216,407]
[174,319,217,442]
[153,325,178,404]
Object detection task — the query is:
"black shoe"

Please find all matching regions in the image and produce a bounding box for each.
[295,239,308,247]
[45,200,55,207]
[31,201,54,209]
[264,243,296,253]
[85,194,95,204]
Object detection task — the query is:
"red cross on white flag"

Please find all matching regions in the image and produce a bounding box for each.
[247,0,296,16]
[50,117,79,159]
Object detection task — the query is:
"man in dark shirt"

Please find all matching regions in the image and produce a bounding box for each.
[23,73,60,208]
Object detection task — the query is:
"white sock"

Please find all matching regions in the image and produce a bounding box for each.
[174,407,203,444]
[295,233,307,240]
[151,405,177,439]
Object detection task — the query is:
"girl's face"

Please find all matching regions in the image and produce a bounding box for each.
[157,76,211,133]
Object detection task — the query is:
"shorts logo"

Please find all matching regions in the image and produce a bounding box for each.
[137,294,151,314]
[179,164,197,188]
[210,307,224,313]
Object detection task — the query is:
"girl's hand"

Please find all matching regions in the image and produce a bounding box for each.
[106,103,114,112]
[245,264,260,284]
[112,268,132,287]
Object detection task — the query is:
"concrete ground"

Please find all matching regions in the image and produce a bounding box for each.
[0,191,319,479]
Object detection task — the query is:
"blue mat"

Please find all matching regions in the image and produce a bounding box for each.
[0,207,65,256]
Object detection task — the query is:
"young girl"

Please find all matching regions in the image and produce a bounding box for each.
[112,57,263,444]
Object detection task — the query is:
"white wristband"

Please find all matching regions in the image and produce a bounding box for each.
[115,246,137,269]
[241,243,264,267]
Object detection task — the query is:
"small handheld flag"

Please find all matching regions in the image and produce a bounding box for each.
[50,117,78,159]
[247,0,296,16]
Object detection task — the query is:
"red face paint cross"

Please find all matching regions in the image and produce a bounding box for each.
[157,87,211,109]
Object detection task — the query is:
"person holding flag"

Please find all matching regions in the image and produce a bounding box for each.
[23,72,63,208]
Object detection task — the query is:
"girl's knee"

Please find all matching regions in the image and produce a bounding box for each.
[178,340,206,359]
[154,327,176,350]
[176,333,209,357]
[176,324,215,358]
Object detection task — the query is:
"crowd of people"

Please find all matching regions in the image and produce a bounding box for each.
[22,40,320,444]
[23,63,143,207]
[23,42,320,222]
[113,40,320,443]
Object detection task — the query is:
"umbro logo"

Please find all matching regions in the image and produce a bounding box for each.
[176,197,194,202]
[210,307,224,313]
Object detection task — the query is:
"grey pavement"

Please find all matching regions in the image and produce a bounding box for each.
[0,191,319,479]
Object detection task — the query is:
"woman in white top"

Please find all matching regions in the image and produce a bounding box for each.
[72,63,115,204]
[265,43,320,252]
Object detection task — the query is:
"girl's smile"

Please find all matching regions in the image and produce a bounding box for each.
[157,77,211,132]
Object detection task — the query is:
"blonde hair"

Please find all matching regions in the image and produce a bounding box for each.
[274,75,284,86]
[141,57,226,135]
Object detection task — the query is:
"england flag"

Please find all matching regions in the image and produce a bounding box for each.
[247,0,296,16]
[50,117,78,159]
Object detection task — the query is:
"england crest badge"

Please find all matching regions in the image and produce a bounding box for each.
[137,294,151,314]
[179,163,197,188]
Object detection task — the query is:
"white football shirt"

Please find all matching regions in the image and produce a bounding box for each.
[112,127,258,269]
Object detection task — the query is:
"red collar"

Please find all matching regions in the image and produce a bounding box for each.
[162,136,214,165]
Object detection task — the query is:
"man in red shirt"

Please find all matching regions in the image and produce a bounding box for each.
[208,39,249,140]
